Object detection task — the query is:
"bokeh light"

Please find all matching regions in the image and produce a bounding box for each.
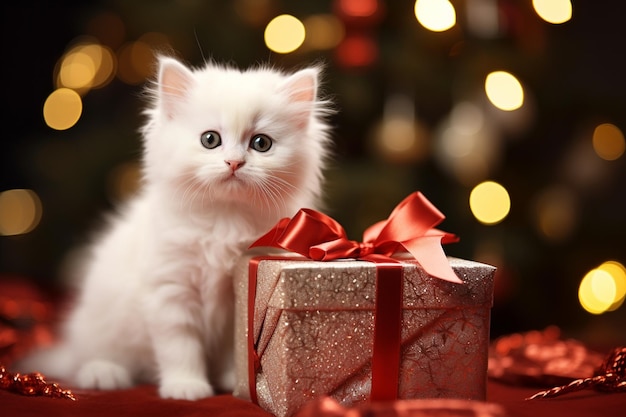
[117,40,156,85]
[532,187,577,242]
[592,123,625,161]
[58,42,117,92]
[532,0,573,25]
[336,34,377,68]
[57,43,98,92]
[264,15,306,54]
[465,0,499,38]
[469,181,511,225]
[43,88,83,130]
[337,0,379,18]
[414,0,456,32]
[434,101,500,186]
[485,71,524,111]
[579,264,625,315]
[598,261,626,311]
[303,14,345,50]
[0,189,43,236]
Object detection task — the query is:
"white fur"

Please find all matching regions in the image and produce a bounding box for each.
[19,56,332,400]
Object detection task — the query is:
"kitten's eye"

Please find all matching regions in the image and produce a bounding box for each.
[250,134,272,152]
[200,131,222,149]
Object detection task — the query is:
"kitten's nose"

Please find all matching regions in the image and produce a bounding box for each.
[225,160,245,172]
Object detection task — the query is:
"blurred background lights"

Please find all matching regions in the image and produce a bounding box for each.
[450,101,484,136]
[57,44,98,91]
[414,0,457,32]
[532,0,573,25]
[485,71,524,111]
[434,101,500,186]
[336,34,378,68]
[592,123,625,161]
[264,14,306,54]
[599,261,626,311]
[43,88,83,130]
[303,14,345,50]
[372,94,429,163]
[57,42,116,93]
[465,0,500,38]
[469,181,511,225]
[532,187,577,242]
[579,262,626,314]
[337,0,379,18]
[0,189,43,236]
[117,40,155,85]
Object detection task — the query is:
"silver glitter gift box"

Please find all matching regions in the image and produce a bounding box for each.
[233,256,496,417]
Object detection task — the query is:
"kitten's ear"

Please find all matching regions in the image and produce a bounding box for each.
[158,57,194,119]
[281,68,318,103]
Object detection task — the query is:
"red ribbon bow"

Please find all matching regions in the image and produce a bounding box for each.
[250,191,462,284]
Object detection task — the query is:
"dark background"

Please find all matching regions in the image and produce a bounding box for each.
[2,1,625,344]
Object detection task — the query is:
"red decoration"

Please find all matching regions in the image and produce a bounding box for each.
[528,346,626,399]
[0,364,75,400]
[244,192,473,410]
[250,191,461,283]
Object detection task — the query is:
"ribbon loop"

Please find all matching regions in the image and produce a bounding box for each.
[250,192,462,283]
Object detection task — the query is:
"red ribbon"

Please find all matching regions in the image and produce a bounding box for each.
[247,192,461,405]
[250,192,461,284]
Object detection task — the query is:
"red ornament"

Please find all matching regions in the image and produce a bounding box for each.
[0,364,75,400]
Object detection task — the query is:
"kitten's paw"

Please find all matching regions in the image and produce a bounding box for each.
[76,360,133,390]
[159,377,214,400]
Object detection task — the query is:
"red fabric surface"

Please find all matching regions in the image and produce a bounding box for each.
[2,279,624,416]
[1,385,273,417]
[2,380,624,417]
[487,380,623,417]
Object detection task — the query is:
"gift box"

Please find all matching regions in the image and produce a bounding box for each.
[234,255,496,417]
[233,193,496,417]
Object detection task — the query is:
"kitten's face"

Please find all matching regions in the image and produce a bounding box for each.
[143,58,325,214]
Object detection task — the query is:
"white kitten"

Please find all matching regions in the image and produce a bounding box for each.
[20,56,332,400]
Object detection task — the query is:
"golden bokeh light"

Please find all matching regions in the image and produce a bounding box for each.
[303,14,345,50]
[43,88,83,130]
[89,44,116,89]
[117,40,155,85]
[58,46,98,91]
[56,41,116,94]
[592,123,625,161]
[372,94,429,163]
[373,117,429,163]
[579,267,621,315]
[532,0,573,25]
[469,181,511,225]
[414,0,456,32]
[0,189,43,236]
[379,118,418,152]
[264,15,306,54]
[485,71,524,111]
[598,261,626,311]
